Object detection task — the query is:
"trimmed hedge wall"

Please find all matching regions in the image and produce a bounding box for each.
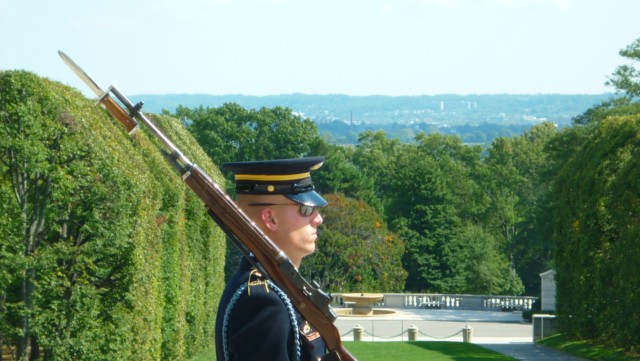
[552,114,640,351]
[0,71,225,360]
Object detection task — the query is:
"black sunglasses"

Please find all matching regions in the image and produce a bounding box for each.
[248,202,317,217]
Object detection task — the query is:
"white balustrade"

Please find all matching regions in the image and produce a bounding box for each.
[331,293,537,311]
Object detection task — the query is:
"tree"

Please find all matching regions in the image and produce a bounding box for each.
[0,169,22,360]
[173,103,323,170]
[606,37,640,98]
[353,131,403,199]
[311,144,382,215]
[0,70,75,359]
[572,97,640,125]
[377,133,485,293]
[301,194,406,293]
[452,224,521,295]
[480,123,558,295]
[574,37,640,126]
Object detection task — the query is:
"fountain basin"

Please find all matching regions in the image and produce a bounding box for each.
[334,308,396,317]
[339,293,388,316]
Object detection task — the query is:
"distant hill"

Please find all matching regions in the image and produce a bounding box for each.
[131,93,615,144]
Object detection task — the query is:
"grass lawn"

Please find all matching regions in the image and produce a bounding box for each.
[187,337,640,361]
[344,341,518,360]
[187,341,518,361]
[538,334,640,361]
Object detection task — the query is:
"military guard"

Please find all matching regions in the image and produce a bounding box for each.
[215,157,328,361]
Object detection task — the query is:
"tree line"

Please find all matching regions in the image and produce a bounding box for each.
[316,119,538,145]
[171,103,545,296]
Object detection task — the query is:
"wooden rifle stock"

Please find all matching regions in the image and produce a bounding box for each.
[99,95,138,133]
[91,85,356,361]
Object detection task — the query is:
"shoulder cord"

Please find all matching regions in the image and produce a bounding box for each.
[222,280,301,361]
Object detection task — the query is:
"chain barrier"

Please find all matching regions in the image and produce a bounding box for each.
[360,329,407,340]
[417,329,463,340]
[340,329,354,337]
[340,322,467,341]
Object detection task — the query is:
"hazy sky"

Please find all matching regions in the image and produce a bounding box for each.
[1,0,638,97]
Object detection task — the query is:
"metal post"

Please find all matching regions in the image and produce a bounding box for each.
[353,325,363,341]
[408,325,419,341]
[462,321,473,343]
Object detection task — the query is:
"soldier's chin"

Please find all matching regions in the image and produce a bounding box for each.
[305,243,316,256]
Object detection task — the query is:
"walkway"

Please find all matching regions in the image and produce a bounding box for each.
[480,343,587,361]
[335,308,586,360]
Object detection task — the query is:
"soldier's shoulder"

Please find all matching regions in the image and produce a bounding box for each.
[226,269,293,324]
[230,269,283,303]
[245,269,272,296]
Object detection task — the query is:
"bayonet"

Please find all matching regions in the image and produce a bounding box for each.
[58,51,138,134]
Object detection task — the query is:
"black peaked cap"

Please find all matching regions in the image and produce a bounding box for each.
[222,156,327,207]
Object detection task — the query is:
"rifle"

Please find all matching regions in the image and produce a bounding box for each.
[58,51,356,361]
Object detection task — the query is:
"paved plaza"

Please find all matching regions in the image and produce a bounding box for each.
[335,308,586,360]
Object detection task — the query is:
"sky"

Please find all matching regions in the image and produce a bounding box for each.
[1,0,639,97]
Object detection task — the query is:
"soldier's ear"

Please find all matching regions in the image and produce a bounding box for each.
[260,207,279,231]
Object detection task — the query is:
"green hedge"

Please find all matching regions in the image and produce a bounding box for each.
[552,114,640,351]
[0,70,225,360]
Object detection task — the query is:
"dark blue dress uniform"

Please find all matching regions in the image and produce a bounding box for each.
[215,257,327,361]
[215,157,328,361]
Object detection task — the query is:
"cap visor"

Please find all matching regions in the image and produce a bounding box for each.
[285,191,327,207]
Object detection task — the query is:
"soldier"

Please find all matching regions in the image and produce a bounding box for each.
[215,157,328,361]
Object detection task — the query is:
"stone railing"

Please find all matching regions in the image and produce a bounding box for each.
[331,293,537,311]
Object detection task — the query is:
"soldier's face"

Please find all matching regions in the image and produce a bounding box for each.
[270,200,323,267]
